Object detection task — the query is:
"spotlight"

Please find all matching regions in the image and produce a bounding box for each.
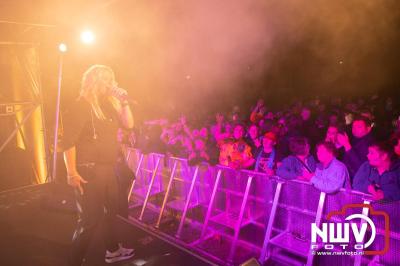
[58,43,68,53]
[80,30,95,44]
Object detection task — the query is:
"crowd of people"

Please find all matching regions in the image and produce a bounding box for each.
[59,64,399,266]
[125,95,400,201]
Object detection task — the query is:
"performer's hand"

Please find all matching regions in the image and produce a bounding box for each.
[67,173,88,195]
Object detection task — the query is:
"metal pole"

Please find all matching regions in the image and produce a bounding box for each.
[354,200,371,266]
[259,181,283,263]
[306,192,326,266]
[200,169,222,240]
[51,53,64,182]
[156,160,178,228]
[176,165,200,238]
[227,175,254,263]
[139,156,161,221]
[127,153,144,202]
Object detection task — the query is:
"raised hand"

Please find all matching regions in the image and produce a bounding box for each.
[337,132,351,151]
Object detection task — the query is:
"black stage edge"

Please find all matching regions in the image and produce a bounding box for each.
[0,183,213,266]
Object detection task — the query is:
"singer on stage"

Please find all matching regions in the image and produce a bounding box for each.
[59,65,134,266]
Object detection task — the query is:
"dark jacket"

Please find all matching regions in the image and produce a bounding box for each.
[352,160,400,201]
[343,132,374,178]
[276,155,317,180]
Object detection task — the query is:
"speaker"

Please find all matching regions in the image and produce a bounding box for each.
[40,182,77,213]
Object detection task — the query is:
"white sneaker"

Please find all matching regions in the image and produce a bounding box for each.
[105,244,135,263]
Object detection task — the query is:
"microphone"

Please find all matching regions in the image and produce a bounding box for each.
[108,86,139,105]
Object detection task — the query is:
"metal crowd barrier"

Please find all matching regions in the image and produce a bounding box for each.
[125,148,400,266]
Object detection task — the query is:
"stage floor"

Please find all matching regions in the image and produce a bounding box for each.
[0,183,212,266]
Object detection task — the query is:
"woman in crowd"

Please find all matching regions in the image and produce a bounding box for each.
[219,124,255,169]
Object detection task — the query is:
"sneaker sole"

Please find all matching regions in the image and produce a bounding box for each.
[105,252,135,263]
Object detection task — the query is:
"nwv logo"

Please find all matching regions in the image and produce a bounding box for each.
[310,204,390,255]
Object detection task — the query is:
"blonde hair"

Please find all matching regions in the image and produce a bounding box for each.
[79,65,121,120]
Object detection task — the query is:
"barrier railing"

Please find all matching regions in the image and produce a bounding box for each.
[126,148,400,266]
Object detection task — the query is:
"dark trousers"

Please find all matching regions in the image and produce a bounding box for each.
[69,163,119,266]
[114,155,135,218]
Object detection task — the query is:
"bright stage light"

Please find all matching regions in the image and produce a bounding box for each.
[58,43,68,52]
[80,30,95,44]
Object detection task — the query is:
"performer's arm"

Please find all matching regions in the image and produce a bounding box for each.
[119,103,134,129]
[63,146,87,194]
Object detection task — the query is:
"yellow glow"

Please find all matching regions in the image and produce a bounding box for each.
[80,30,95,44]
[58,43,68,52]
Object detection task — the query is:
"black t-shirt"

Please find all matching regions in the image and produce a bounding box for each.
[254,148,283,172]
[59,98,120,164]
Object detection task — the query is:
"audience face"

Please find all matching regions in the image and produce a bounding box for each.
[232,113,239,122]
[395,117,400,132]
[175,123,183,132]
[345,113,354,125]
[265,111,274,120]
[329,114,339,126]
[179,116,187,125]
[258,119,265,128]
[352,120,371,138]
[317,145,334,165]
[325,126,339,143]
[301,108,311,121]
[263,137,276,152]
[194,139,206,151]
[183,137,193,150]
[216,113,224,124]
[248,125,259,140]
[290,137,310,157]
[367,146,388,167]
[192,129,200,138]
[200,127,208,139]
[256,99,264,107]
[233,125,245,140]
[394,139,400,157]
